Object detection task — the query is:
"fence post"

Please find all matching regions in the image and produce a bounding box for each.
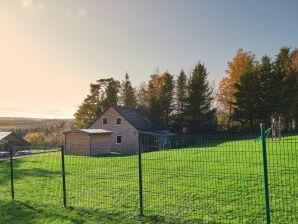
[61,145,67,208]
[260,123,271,224]
[138,136,144,217]
[9,147,14,200]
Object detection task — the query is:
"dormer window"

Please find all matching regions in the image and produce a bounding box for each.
[102,117,107,125]
[116,117,121,125]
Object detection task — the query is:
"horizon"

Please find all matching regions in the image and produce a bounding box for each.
[1,0,297,118]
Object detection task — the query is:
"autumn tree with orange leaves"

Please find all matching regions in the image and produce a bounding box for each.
[217,49,256,129]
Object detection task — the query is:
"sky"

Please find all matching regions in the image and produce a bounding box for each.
[0,0,297,118]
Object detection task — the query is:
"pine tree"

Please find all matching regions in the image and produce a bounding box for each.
[175,70,188,133]
[119,73,137,108]
[101,78,120,110]
[159,72,175,126]
[276,48,298,129]
[136,82,149,109]
[257,55,276,124]
[147,74,164,120]
[186,62,215,133]
[233,66,260,130]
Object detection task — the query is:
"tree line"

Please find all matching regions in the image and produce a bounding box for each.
[75,47,298,133]
[217,47,298,131]
[5,120,74,146]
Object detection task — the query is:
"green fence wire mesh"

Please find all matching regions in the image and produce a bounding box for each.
[0,130,297,223]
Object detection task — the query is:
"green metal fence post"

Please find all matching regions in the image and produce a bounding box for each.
[260,123,271,224]
[9,147,14,200]
[138,136,144,217]
[61,145,67,208]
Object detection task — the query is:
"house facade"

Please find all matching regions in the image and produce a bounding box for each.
[89,107,139,153]
[64,106,172,156]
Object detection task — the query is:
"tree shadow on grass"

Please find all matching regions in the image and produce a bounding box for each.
[0,200,223,224]
[0,200,85,224]
[0,159,61,184]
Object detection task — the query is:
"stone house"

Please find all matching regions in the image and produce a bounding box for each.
[0,132,30,151]
[64,106,173,156]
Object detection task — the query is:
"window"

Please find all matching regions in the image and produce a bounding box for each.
[102,117,107,125]
[115,117,121,125]
[116,136,122,144]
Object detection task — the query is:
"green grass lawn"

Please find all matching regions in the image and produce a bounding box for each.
[0,136,297,223]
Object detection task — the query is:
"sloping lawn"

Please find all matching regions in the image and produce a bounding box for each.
[0,136,297,223]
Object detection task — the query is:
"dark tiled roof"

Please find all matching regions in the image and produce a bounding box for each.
[113,106,168,131]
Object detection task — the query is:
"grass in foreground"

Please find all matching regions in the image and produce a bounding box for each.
[0,135,297,223]
[0,200,166,224]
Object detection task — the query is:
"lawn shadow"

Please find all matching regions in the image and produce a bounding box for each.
[0,200,85,224]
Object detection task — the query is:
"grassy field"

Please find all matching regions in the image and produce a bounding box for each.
[0,136,297,223]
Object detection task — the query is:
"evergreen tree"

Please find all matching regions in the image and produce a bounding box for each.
[136,82,149,109]
[233,66,260,130]
[147,74,164,120]
[119,73,137,108]
[186,62,215,133]
[289,49,298,129]
[276,48,298,128]
[257,55,275,124]
[175,70,188,133]
[101,78,120,110]
[159,72,175,126]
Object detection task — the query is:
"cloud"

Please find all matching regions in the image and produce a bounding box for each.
[21,0,45,11]
[66,9,87,19]
[37,4,46,11]
[65,9,74,19]
[21,0,32,7]
[77,9,87,16]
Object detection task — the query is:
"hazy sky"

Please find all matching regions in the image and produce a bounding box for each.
[0,0,297,118]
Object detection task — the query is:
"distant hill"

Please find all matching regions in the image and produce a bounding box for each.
[0,117,74,131]
[0,117,75,146]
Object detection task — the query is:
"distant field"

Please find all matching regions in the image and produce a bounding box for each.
[0,117,73,130]
[0,136,297,223]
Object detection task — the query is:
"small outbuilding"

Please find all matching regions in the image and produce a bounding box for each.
[0,132,30,151]
[64,129,112,156]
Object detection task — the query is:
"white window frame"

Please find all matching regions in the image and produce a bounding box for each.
[115,117,122,126]
[116,135,122,145]
[102,117,108,125]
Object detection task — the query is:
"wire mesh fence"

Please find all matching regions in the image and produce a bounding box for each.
[0,130,297,223]
[0,149,11,202]
[0,147,63,206]
[266,137,298,223]
[64,146,139,215]
[139,134,266,223]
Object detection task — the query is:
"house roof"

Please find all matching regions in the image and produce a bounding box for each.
[0,132,12,141]
[64,129,112,135]
[0,132,30,146]
[112,106,168,131]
